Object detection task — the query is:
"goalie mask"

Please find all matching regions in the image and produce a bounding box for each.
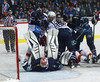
[40,57,48,68]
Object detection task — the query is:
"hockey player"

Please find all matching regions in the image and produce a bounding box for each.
[22,11,62,71]
[47,12,76,53]
[22,57,62,72]
[56,12,76,53]
[54,12,93,67]
[23,4,47,63]
[28,3,46,42]
[68,15,98,63]
[47,12,79,68]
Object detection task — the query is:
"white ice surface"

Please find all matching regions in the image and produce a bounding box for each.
[0,39,100,82]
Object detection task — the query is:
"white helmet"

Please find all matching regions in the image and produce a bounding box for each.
[48,11,56,18]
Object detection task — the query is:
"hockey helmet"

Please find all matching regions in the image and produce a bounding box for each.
[81,17,89,24]
[56,12,62,18]
[8,9,13,15]
[40,57,48,68]
[8,9,12,12]
[48,11,56,18]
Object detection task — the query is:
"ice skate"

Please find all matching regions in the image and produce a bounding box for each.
[92,55,98,63]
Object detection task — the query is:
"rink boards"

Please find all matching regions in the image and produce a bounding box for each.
[0,21,100,44]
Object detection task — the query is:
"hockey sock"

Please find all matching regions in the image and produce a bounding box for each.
[75,51,87,62]
[79,49,92,57]
[25,53,31,60]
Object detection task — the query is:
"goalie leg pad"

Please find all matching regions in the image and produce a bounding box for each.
[24,31,45,60]
[47,28,59,59]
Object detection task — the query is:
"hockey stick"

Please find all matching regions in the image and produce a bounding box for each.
[92,14,98,43]
[76,29,86,41]
[75,22,89,41]
[91,15,98,63]
[92,23,96,44]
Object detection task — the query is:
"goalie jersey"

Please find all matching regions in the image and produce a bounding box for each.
[22,57,62,72]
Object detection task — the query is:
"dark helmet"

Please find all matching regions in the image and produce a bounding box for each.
[72,16,80,26]
[83,17,89,23]
[56,12,62,18]
[81,17,89,24]
[8,9,12,12]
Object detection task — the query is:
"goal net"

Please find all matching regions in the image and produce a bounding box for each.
[0,26,20,81]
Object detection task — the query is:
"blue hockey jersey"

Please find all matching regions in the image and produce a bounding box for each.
[23,57,62,72]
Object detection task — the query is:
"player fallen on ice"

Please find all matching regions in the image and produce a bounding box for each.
[22,56,63,72]
[22,11,63,71]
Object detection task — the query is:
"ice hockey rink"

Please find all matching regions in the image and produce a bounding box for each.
[0,21,100,82]
[0,38,100,82]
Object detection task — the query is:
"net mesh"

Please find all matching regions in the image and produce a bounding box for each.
[0,27,19,81]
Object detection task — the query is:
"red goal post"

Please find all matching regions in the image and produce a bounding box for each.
[0,26,20,80]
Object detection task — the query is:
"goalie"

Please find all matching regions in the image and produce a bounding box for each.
[22,28,62,72]
[21,11,63,71]
[22,56,62,72]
